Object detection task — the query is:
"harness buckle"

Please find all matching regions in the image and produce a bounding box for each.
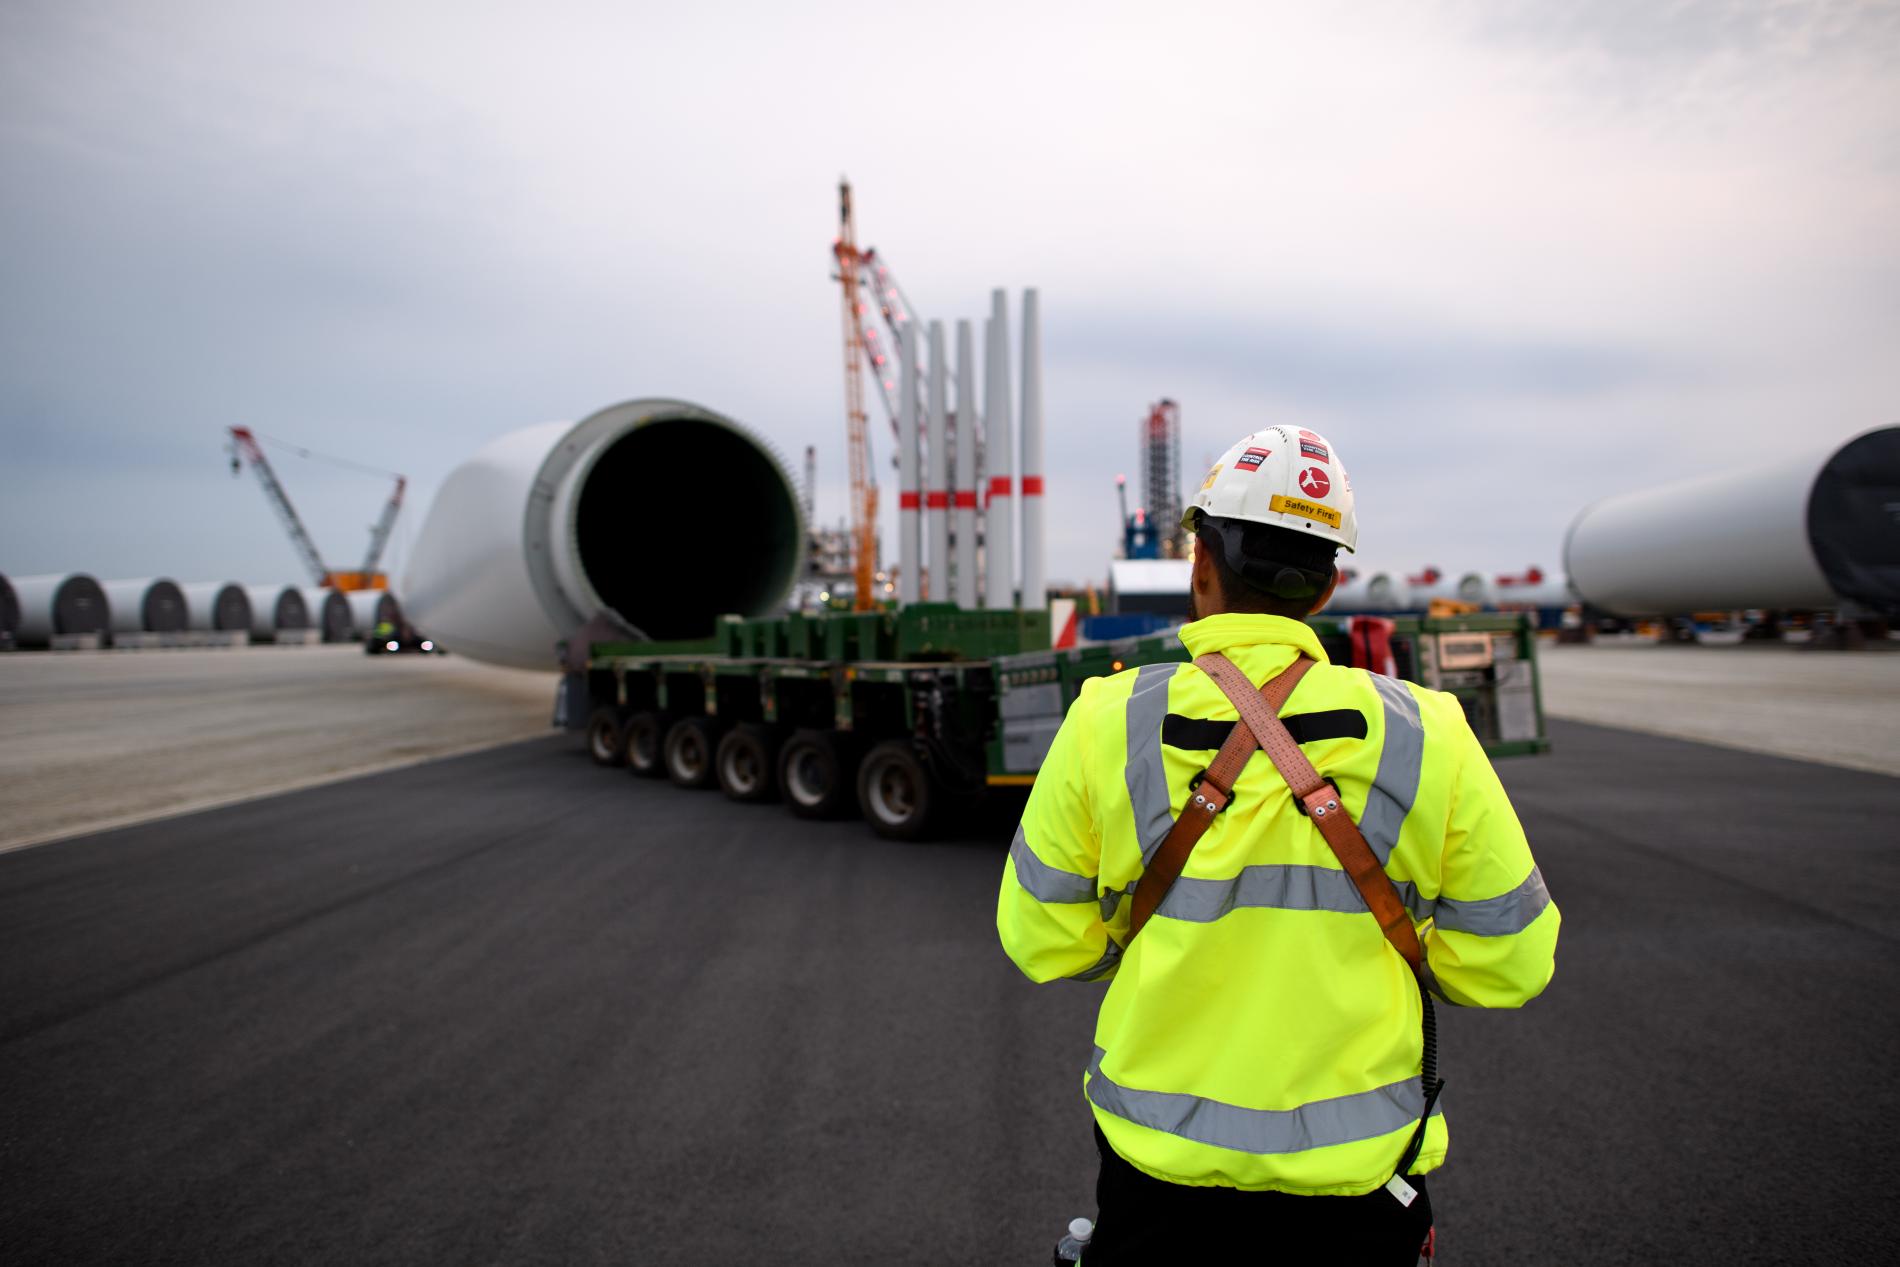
[1292,779,1342,819]
[1186,769,1233,815]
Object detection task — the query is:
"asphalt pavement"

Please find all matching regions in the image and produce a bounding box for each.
[2,720,1896,1264]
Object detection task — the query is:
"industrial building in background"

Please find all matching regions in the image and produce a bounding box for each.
[1109,399,1190,623]
[1114,476,1160,560]
[1142,399,1185,558]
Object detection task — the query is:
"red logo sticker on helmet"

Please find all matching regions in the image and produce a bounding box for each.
[1233,447,1273,472]
[1297,466,1331,498]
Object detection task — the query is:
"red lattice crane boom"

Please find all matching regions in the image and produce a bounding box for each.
[228,425,331,586]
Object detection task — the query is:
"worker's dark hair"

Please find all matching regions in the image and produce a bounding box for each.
[1195,516,1338,617]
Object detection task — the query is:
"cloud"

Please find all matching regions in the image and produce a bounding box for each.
[1056,309,1687,409]
[1464,0,1900,76]
[1,0,1896,595]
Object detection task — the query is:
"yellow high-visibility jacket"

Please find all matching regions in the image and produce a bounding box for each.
[997,613,1559,1195]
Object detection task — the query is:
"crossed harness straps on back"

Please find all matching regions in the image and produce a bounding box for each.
[1125,651,1443,1183]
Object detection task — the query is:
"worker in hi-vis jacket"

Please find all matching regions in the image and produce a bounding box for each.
[999,426,1559,1263]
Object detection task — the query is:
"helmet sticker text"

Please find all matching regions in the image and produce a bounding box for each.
[1233,447,1273,472]
[1269,493,1343,528]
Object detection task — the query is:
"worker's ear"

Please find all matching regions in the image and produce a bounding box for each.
[1190,541,1219,612]
[1308,566,1342,616]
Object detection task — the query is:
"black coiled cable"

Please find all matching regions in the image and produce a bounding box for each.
[1394,979,1444,1180]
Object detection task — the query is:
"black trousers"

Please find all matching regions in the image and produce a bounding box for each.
[1082,1125,1433,1265]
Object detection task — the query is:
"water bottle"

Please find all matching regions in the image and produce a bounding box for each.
[1052,1215,1094,1264]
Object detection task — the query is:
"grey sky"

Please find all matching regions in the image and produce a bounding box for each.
[3,0,1896,592]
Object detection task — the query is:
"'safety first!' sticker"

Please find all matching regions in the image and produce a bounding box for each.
[1270,494,1342,528]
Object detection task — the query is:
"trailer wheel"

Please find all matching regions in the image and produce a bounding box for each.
[716,724,782,803]
[664,716,724,790]
[778,730,856,820]
[857,739,937,841]
[586,707,627,767]
[624,711,667,779]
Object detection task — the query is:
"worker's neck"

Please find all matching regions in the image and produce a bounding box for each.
[1191,589,1316,624]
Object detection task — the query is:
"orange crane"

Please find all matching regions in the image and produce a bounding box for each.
[832,180,879,611]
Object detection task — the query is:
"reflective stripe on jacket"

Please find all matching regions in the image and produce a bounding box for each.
[996,613,1559,1195]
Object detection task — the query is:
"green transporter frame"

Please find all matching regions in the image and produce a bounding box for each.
[557,605,1548,840]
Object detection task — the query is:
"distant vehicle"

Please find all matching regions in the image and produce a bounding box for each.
[364,620,440,656]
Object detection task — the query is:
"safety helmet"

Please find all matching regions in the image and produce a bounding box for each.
[1182,426,1357,553]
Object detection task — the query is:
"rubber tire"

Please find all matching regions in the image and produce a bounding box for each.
[856,739,937,841]
[664,716,725,790]
[778,729,857,820]
[586,706,627,767]
[716,724,783,803]
[624,711,667,779]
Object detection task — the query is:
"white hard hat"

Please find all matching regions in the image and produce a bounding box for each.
[1183,426,1357,553]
